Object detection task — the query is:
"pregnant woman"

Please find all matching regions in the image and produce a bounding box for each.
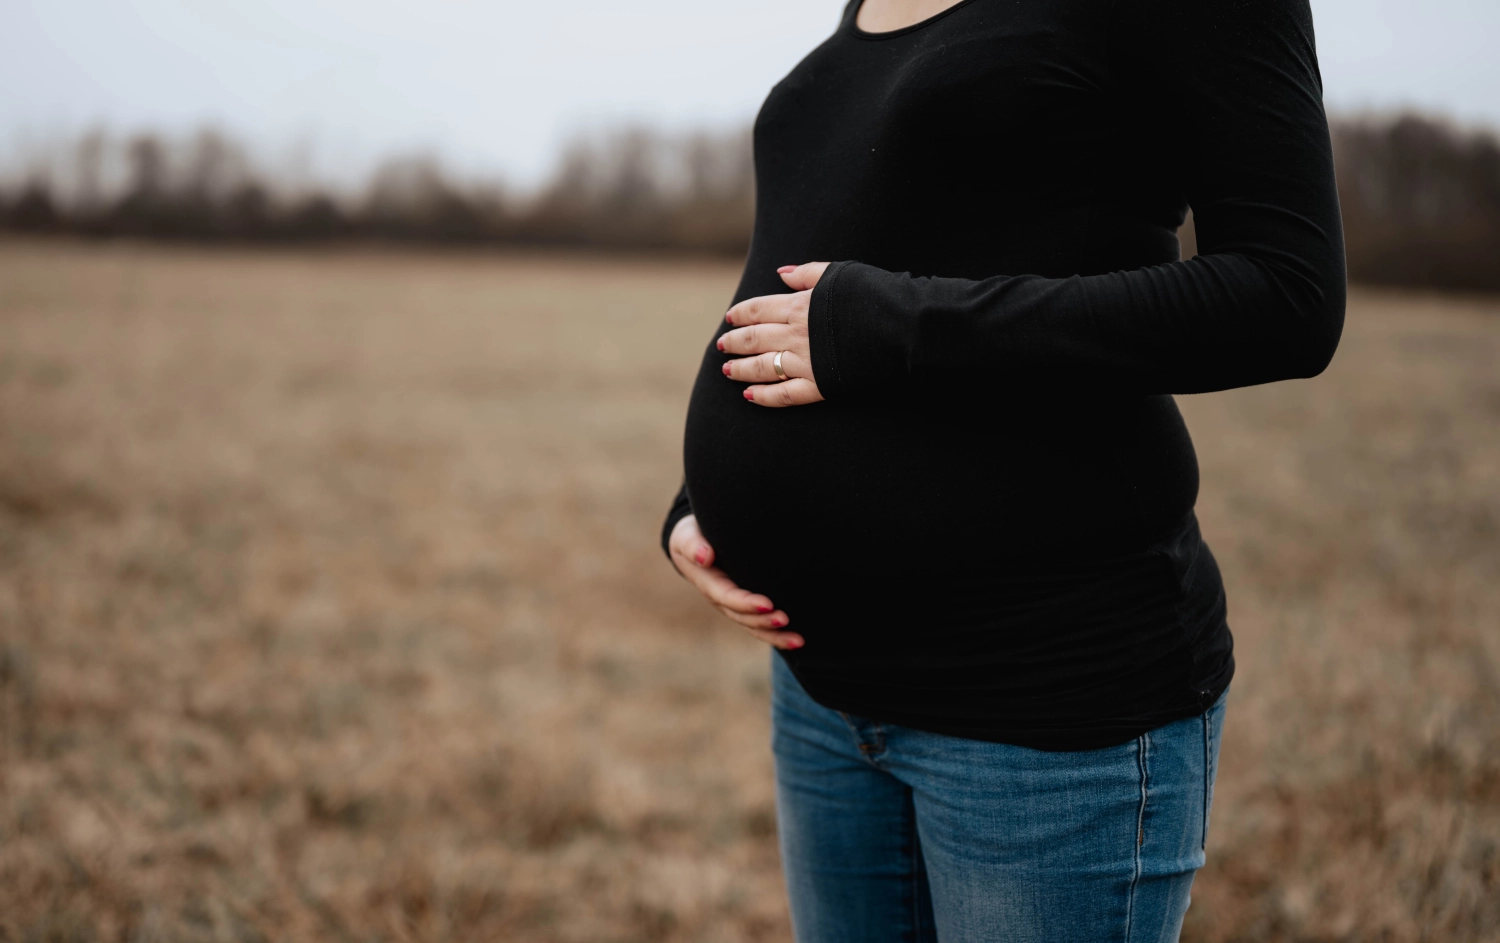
[662,0,1344,938]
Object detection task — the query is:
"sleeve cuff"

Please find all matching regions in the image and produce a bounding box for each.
[807,260,854,400]
[660,485,694,564]
[808,260,915,400]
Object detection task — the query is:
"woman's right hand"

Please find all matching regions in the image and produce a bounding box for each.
[668,514,804,650]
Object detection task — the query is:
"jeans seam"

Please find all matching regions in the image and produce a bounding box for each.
[1125,732,1150,943]
[908,806,923,942]
[1201,712,1211,851]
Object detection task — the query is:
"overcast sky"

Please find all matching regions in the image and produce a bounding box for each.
[3,0,1496,188]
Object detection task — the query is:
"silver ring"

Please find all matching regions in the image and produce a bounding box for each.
[773,350,789,381]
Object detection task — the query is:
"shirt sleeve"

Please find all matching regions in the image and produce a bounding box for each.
[660,481,694,566]
[805,0,1346,398]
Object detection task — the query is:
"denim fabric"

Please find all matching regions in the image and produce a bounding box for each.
[771,653,1227,943]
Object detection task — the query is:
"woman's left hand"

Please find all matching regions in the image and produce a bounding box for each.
[719,262,830,407]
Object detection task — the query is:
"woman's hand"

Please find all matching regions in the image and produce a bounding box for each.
[668,514,804,650]
[719,262,830,407]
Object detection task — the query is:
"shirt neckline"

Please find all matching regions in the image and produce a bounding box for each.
[847,0,985,40]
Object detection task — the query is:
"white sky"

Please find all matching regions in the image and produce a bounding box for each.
[3,0,1497,189]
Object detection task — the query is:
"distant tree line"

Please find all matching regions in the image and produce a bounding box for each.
[2,113,1497,290]
[0,126,754,255]
[1333,115,1500,291]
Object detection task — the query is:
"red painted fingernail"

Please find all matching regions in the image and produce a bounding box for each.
[772,617,787,628]
[787,638,804,649]
[716,339,725,351]
[756,605,772,613]
[725,313,735,324]
[695,549,708,565]
[743,389,754,400]
[777,265,796,274]
[722,363,731,376]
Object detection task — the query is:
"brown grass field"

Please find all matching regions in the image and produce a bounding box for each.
[0,239,1496,942]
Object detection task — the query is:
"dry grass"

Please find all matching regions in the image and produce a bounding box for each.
[0,240,1495,942]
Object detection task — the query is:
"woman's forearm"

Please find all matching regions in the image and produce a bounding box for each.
[804,0,1346,399]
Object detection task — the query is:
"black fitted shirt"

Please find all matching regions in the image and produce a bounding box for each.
[662,0,1345,749]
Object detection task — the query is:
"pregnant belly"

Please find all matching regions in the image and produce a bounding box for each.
[680,350,1184,641]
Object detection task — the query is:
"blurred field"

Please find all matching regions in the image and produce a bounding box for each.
[0,240,1496,942]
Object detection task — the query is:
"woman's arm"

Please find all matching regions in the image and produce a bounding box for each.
[722,0,1346,401]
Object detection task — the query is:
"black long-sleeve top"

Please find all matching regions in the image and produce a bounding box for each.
[662,0,1345,750]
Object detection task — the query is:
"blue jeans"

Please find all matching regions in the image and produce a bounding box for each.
[771,653,1227,943]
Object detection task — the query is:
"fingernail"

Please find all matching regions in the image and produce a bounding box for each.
[716,338,725,351]
[725,313,735,324]
[743,389,754,401]
[756,605,772,613]
[695,549,708,565]
[722,363,731,376]
[777,265,796,274]
[772,616,787,628]
[787,637,805,649]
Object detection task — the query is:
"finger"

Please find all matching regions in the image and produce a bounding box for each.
[725,294,793,327]
[717,607,805,650]
[722,350,810,384]
[717,605,793,632]
[743,378,824,408]
[669,534,778,613]
[683,563,776,615]
[777,261,830,292]
[667,517,715,569]
[737,625,806,650]
[670,534,714,569]
[718,323,794,356]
